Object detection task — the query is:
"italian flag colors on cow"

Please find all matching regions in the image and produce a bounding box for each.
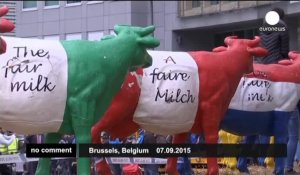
[0,36,68,134]
[133,51,200,135]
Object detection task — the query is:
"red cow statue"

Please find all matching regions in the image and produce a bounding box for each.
[92,36,268,175]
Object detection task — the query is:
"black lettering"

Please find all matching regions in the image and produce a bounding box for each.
[13,46,28,58]
[155,88,195,104]
[164,56,176,64]
[10,75,56,92]
[43,76,56,92]
[11,63,42,75]
[259,94,265,101]
[4,58,17,78]
[31,49,49,58]
[267,95,273,102]
[251,93,259,101]
[155,88,167,101]
[11,81,28,92]
[149,68,191,83]
[150,68,159,84]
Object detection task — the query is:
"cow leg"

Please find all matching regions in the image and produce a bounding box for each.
[165,133,188,175]
[92,111,131,143]
[109,119,139,139]
[95,119,139,175]
[203,122,219,175]
[35,133,62,175]
[95,158,112,175]
[92,86,139,143]
[273,112,290,175]
[70,99,96,175]
[237,135,256,173]
[92,120,113,175]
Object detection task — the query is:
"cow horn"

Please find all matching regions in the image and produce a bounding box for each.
[136,26,155,37]
[224,36,238,46]
[0,18,15,33]
[288,51,300,61]
[212,46,227,52]
[0,6,8,17]
[247,36,260,48]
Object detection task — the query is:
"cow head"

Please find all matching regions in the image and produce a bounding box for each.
[278,51,300,66]
[114,25,160,71]
[0,5,15,54]
[213,36,268,73]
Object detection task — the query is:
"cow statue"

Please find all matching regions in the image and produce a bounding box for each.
[0,24,160,175]
[220,51,300,174]
[91,36,268,175]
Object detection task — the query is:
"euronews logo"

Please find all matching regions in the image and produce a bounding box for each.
[259,11,286,32]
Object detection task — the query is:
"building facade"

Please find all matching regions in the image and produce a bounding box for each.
[0,1,16,36]
[15,1,300,51]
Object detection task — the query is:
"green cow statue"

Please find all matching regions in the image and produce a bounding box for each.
[0,25,159,175]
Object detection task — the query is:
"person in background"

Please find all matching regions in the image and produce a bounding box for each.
[255,7,289,64]
[0,128,15,175]
[24,134,44,175]
[166,134,194,175]
[100,131,123,175]
[51,135,74,175]
[256,7,296,174]
[294,102,300,168]
[142,131,160,175]
[177,133,194,175]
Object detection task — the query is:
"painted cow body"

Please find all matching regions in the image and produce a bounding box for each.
[221,78,299,174]
[219,55,300,174]
[0,25,159,175]
[91,36,268,175]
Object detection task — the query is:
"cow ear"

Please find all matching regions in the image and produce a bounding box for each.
[212,46,227,52]
[247,47,268,57]
[278,60,293,66]
[101,35,115,41]
[137,36,160,48]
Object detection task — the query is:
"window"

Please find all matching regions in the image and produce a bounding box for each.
[66,1,81,7]
[44,35,60,41]
[23,1,37,9]
[210,0,219,5]
[66,33,82,40]
[67,1,81,4]
[87,1,103,4]
[192,1,201,8]
[45,1,59,7]
[88,31,104,41]
[26,36,39,39]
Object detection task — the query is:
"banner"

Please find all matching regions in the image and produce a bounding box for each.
[0,37,68,134]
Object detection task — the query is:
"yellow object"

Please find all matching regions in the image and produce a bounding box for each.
[0,143,8,154]
[190,157,224,164]
[8,138,18,154]
[218,130,242,171]
[265,136,275,169]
